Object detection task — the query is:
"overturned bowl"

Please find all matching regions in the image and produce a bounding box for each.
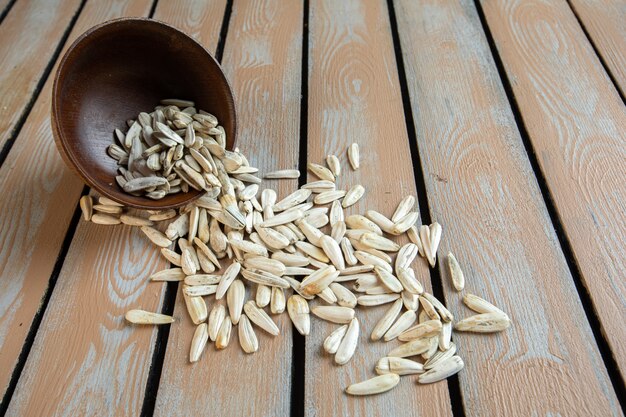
[52,17,236,209]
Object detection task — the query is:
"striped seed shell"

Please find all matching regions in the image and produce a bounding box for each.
[270,287,286,314]
[301,180,335,193]
[299,265,339,296]
[396,243,418,273]
[398,320,442,342]
[374,266,404,293]
[241,268,290,288]
[370,299,403,341]
[326,155,341,177]
[308,162,335,181]
[462,293,506,315]
[439,321,452,350]
[418,356,464,384]
[388,336,433,358]
[184,294,208,324]
[311,306,355,324]
[347,143,359,170]
[183,284,217,297]
[397,267,424,295]
[329,283,357,308]
[287,295,310,336]
[216,262,241,299]
[323,324,348,354]
[314,190,346,205]
[272,252,310,267]
[190,323,209,362]
[345,374,400,396]
[376,357,424,376]
[244,300,280,335]
[259,209,303,227]
[274,189,312,212]
[447,252,465,291]
[340,238,358,266]
[150,268,185,281]
[227,279,245,324]
[391,212,419,234]
[354,251,392,273]
[208,304,226,341]
[454,312,511,333]
[365,210,395,234]
[125,310,174,325]
[342,184,365,208]
[391,195,415,222]
[357,293,400,306]
[359,233,400,252]
[329,200,344,226]
[238,315,259,353]
[215,316,232,349]
[384,310,417,341]
[256,284,272,308]
[421,292,454,322]
[320,235,345,270]
[244,257,286,276]
[264,169,300,179]
[161,248,182,266]
[295,241,330,263]
[335,318,359,365]
[80,195,93,221]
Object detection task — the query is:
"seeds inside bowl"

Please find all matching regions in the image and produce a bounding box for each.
[90,105,513,397]
[108,100,233,200]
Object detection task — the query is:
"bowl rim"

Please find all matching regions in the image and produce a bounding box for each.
[51,17,237,209]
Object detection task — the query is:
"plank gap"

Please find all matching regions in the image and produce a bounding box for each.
[0,185,87,414]
[214,0,233,63]
[0,0,17,25]
[472,0,626,409]
[386,1,466,416]
[290,1,310,416]
[565,0,625,103]
[0,0,87,169]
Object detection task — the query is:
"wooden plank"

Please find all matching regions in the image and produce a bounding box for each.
[1,1,154,415]
[0,0,83,150]
[394,0,622,415]
[569,0,626,95]
[154,1,303,415]
[304,0,452,415]
[481,0,626,378]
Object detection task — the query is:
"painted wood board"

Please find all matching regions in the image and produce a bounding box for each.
[0,0,83,150]
[154,1,303,416]
[569,0,626,96]
[481,0,626,379]
[394,0,622,415]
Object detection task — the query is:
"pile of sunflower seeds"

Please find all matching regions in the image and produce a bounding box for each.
[83,99,511,396]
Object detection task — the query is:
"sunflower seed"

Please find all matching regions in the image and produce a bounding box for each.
[125,309,174,325]
[284,267,315,276]
[308,162,335,181]
[329,283,357,308]
[149,209,177,222]
[295,219,323,246]
[335,318,359,365]
[238,315,259,353]
[439,321,452,350]
[264,169,300,179]
[398,320,442,342]
[301,180,335,193]
[311,306,355,324]
[215,262,241,299]
[79,195,93,221]
[358,293,400,307]
[419,296,440,321]
[326,155,341,177]
[384,310,417,341]
[123,176,168,193]
[342,185,365,208]
[166,212,189,240]
[319,235,345,270]
[373,266,403,293]
[391,212,419,235]
[255,284,272,308]
[376,357,424,376]
[401,291,419,313]
[396,267,423,295]
[274,189,312,212]
[270,287,286,314]
[345,373,399,396]
[295,241,330,263]
[360,233,400,252]
[395,243,418,273]
[241,268,290,288]
[329,200,344,227]
[391,196,415,222]
[314,190,346,205]
[181,249,197,275]
[228,238,268,257]
[150,268,185,281]
[462,293,505,315]
[271,252,310,267]
[244,258,286,276]
[340,238,358,266]
[365,210,395,234]
[421,292,453,322]
[454,312,511,333]
[120,214,153,227]
[388,336,433,358]
[424,342,457,370]
[300,265,339,295]
[91,213,121,225]
[347,143,359,170]
[429,222,442,264]
[345,215,383,235]
[260,209,303,227]
[183,284,217,297]
[287,295,310,336]
[215,316,232,349]
[244,300,280,336]
[190,323,209,362]
[355,251,392,272]
[418,356,464,384]
[184,294,207,324]
[446,252,465,291]
[184,274,221,286]
[371,299,403,341]
[161,98,195,107]
[323,324,348,354]
[226,279,245,324]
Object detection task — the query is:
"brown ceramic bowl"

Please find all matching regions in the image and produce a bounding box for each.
[52,18,236,209]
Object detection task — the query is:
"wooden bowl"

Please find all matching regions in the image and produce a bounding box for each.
[52,18,236,209]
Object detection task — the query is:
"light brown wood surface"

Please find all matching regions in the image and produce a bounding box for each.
[304,0,452,415]
[569,0,626,96]
[154,1,303,416]
[0,0,83,150]
[394,0,622,415]
[481,0,626,379]
[1,1,155,415]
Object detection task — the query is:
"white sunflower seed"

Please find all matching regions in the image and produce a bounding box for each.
[323,324,348,354]
[311,306,355,324]
[371,299,403,341]
[335,317,359,365]
[216,316,232,349]
[384,310,417,341]
[454,312,511,333]
[150,268,185,281]
[376,357,424,375]
[270,287,286,314]
[342,184,365,208]
[398,320,442,342]
[287,295,310,336]
[244,300,280,336]
[190,323,208,362]
[125,310,174,325]
[227,279,245,324]
[347,143,359,170]
[345,374,399,396]
[462,293,506,315]
[357,293,400,306]
[326,155,341,177]
[447,252,465,291]
[79,195,93,221]
[238,315,259,353]
[418,356,464,384]
[215,262,241,299]
[264,169,300,179]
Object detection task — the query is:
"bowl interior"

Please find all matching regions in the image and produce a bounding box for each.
[52,18,236,209]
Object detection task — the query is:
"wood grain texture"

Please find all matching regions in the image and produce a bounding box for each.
[0,0,154,414]
[154,1,302,416]
[481,0,626,378]
[394,0,622,415]
[0,0,83,150]
[305,0,452,415]
[569,0,626,95]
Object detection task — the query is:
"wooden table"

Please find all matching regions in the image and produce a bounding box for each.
[0,0,624,416]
